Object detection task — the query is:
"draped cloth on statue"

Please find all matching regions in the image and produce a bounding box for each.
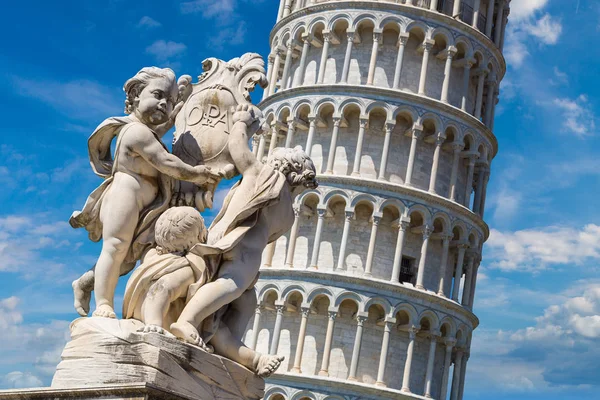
[122,248,213,325]
[69,117,174,265]
[188,164,295,342]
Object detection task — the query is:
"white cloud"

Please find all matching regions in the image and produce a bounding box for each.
[145,40,187,62]
[180,0,235,18]
[486,224,600,272]
[522,14,562,45]
[470,282,600,392]
[136,16,161,29]
[1,371,43,389]
[510,0,550,21]
[551,95,596,137]
[11,77,121,121]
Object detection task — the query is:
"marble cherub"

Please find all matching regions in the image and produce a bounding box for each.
[169,105,318,351]
[70,67,223,319]
[122,206,283,378]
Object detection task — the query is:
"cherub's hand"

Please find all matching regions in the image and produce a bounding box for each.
[192,165,224,186]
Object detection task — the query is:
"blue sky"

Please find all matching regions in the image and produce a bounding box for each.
[0,0,599,398]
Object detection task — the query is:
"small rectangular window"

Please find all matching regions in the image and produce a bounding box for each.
[399,257,415,284]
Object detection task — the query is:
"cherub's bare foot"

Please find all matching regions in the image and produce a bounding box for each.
[92,304,117,319]
[137,324,176,338]
[171,321,212,353]
[256,355,284,378]
[72,279,91,317]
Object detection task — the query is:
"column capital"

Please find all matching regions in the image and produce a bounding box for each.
[332,116,342,127]
[411,124,424,139]
[444,338,457,348]
[393,216,411,231]
[451,142,465,152]
[275,304,285,314]
[327,308,339,320]
[316,206,327,218]
[359,116,369,127]
[428,330,442,339]
[344,209,355,221]
[397,31,410,46]
[408,325,420,338]
[356,315,368,326]
[420,38,436,51]
[371,212,383,225]
[423,225,433,239]
[300,306,311,317]
[384,122,395,133]
[435,135,446,147]
[438,46,458,60]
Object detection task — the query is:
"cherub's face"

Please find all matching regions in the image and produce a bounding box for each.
[134,78,178,126]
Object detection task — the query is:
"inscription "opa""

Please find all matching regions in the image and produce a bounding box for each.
[187,104,228,129]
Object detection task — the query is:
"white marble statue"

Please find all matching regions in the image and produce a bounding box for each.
[170,105,318,350]
[69,67,223,319]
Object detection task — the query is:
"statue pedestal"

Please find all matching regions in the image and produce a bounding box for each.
[25,317,264,400]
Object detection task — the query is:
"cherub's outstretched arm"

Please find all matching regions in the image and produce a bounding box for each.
[128,125,221,186]
[228,104,263,176]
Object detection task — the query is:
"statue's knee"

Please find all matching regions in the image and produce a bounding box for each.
[103,237,130,255]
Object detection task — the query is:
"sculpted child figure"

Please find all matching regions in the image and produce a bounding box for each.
[70,67,222,319]
[170,105,318,351]
[123,206,283,378]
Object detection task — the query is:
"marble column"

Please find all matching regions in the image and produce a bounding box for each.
[479,170,491,217]
[440,339,457,400]
[310,208,326,268]
[375,319,395,387]
[460,60,474,112]
[401,326,419,393]
[317,32,332,84]
[305,116,316,156]
[449,143,464,201]
[429,135,446,194]
[440,46,458,104]
[249,305,262,350]
[367,31,382,86]
[472,0,481,29]
[458,353,469,400]
[282,0,292,18]
[276,0,285,21]
[336,210,354,270]
[468,260,481,308]
[341,30,355,84]
[347,315,367,381]
[430,0,439,11]
[285,119,296,148]
[318,310,338,376]
[474,68,488,120]
[462,254,476,307]
[268,49,282,96]
[473,166,486,214]
[416,226,433,290]
[364,213,381,277]
[494,0,506,47]
[391,220,410,282]
[485,0,496,37]
[280,41,295,90]
[262,54,275,101]
[351,117,369,176]
[268,123,279,156]
[437,235,452,297]
[464,155,477,208]
[405,125,424,186]
[424,331,440,398]
[453,0,462,18]
[263,242,276,267]
[269,303,285,355]
[418,39,435,96]
[293,35,311,87]
[378,123,395,181]
[256,135,266,161]
[393,32,410,89]
[452,245,468,302]
[325,117,342,174]
[484,79,498,127]
[284,208,301,268]
[450,349,464,400]
[500,10,509,51]
[291,306,310,373]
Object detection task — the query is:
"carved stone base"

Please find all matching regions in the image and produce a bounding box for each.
[0,383,198,399]
[49,317,264,400]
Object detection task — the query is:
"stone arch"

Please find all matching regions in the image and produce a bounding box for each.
[274,103,293,121]
[281,285,306,303]
[455,36,474,58]
[451,221,468,242]
[327,13,352,31]
[264,387,289,400]
[292,99,314,117]
[308,17,327,35]
[419,112,443,134]
[314,98,337,117]
[339,98,366,117]
[352,13,377,30]
[407,204,432,226]
[306,286,334,305]
[418,310,441,331]
[258,284,281,303]
[364,297,393,317]
[296,189,322,208]
[431,212,451,235]
[439,317,457,337]
[349,193,378,211]
[291,391,318,400]
[379,15,402,31]
[403,19,428,36]
[393,303,418,326]
[366,102,391,120]
[291,22,308,40]
[334,291,362,309]
[322,189,350,208]
[377,198,407,216]
[430,26,455,47]
[392,105,419,124]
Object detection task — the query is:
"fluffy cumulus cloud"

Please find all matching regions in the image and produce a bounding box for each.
[0,297,69,389]
[471,283,600,392]
[180,0,236,18]
[504,0,562,67]
[145,40,187,63]
[485,225,600,272]
[136,16,161,29]
[551,95,596,137]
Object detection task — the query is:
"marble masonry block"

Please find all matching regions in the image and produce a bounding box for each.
[49,317,265,400]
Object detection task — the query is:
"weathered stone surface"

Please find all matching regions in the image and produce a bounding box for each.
[51,318,264,400]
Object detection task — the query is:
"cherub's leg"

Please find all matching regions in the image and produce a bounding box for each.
[172,252,261,335]
[140,267,195,333]
[223,287,258,342]
[73,262,135,317]
[211,324,284,377]
[93,193,139,318]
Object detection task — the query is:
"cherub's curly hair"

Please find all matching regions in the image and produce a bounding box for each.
[267,146,318,189]
[123,67,177,115]
[154,207,206,255]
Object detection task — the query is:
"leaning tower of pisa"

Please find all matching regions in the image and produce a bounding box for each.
[245,1,510,399]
